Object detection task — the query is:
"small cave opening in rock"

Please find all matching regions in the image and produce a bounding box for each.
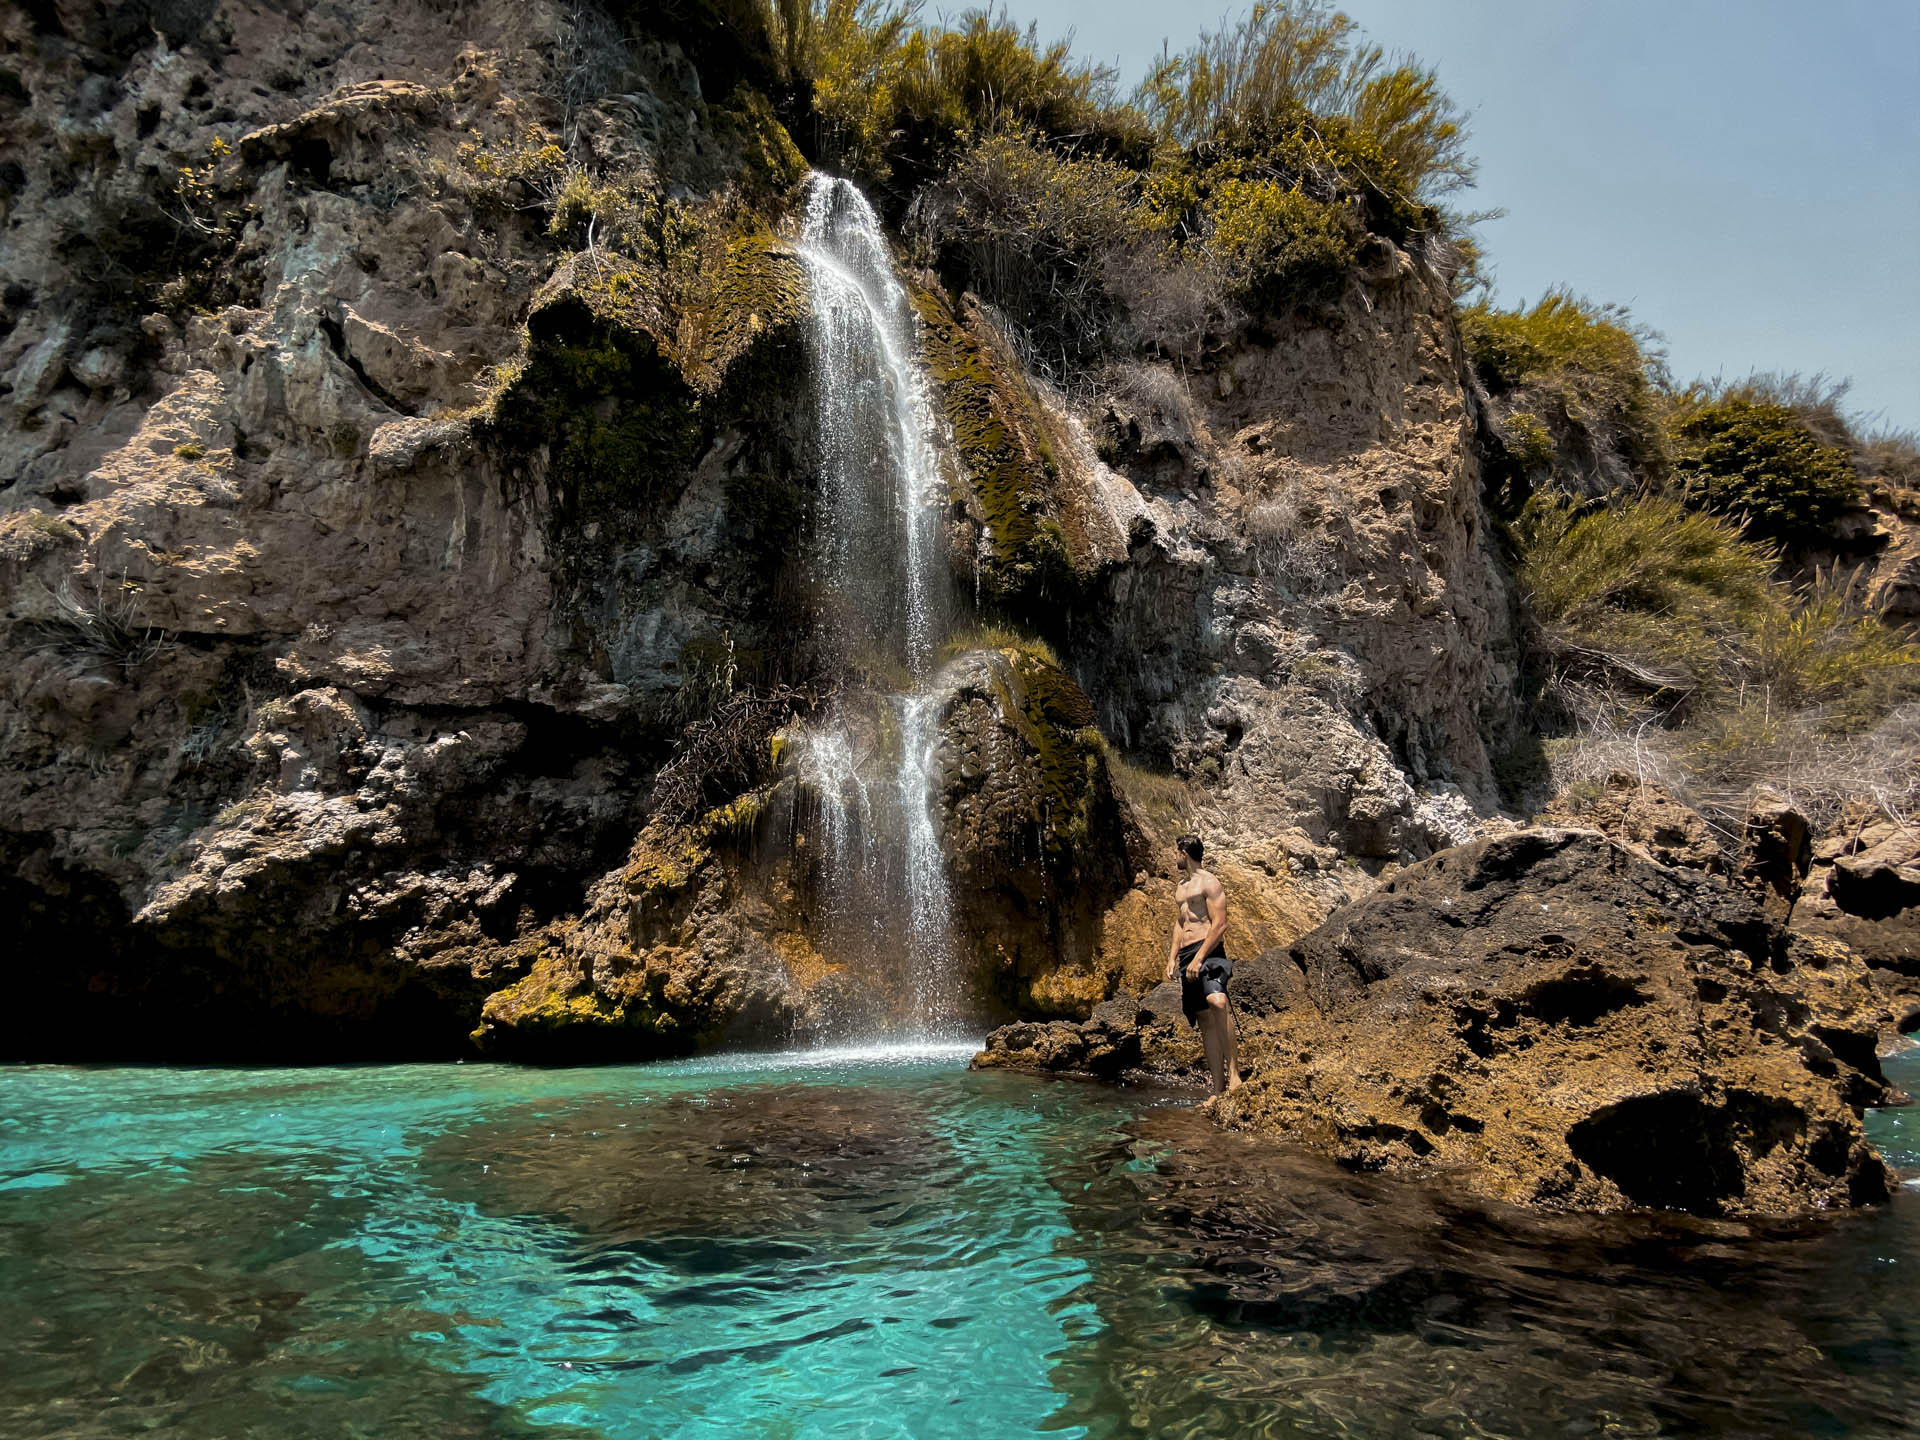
[1522,967,1647,1027]
[289,135,333,186]
[1566,1091,1750,1214]
[1830,861,1920,922]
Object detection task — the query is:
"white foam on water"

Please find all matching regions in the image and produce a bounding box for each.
[659,1040,985,1077]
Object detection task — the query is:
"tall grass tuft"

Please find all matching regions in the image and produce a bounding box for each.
[1514,492,1920,831]
[1137,0,1474,203]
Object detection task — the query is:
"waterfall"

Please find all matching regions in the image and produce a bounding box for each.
[797,175,947,677]
[793,173,963,1039]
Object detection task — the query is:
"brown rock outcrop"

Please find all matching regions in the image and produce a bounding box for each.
[986,827,1900,1216]
[0,0,824,1055]
[1739,787,1813,922]
[1794,818,1920,1037]
[1543,772,1725,874]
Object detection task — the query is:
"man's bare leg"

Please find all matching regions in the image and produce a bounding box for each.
[1206,992,1241,1092]
[1199,1002,1225,1096]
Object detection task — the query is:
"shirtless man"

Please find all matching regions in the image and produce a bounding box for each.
[1166,833,1240,1096]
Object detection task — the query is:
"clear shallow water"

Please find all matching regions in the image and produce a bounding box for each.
[2,1048,1917,1439]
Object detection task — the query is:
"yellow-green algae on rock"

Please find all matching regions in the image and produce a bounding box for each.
[473,799,774,1060]
[909,285,1077,622]
[475,213,810,539]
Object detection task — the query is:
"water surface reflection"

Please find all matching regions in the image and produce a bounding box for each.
[0,1049,1913,1438]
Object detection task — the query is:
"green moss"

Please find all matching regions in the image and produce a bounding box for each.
[475,952,702,1051]
[26,511,81,541]
[983,646,1108,866]
[910,286,1076,621]
[473,205,810,546]
[683,227,810,393]
[1198,176,1360,312]
[718,85,809,200]
[474,259,699,533]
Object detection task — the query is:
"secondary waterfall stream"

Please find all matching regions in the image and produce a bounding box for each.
[793,173,964,1038]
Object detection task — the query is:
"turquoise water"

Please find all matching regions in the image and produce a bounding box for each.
[3,1047,1918,1438]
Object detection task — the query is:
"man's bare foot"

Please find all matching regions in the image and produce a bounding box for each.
[1225,1073,1243,1093]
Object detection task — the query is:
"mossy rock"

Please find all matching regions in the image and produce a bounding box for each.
[909,285,1078,625]
[682,227,810,394]
[717,85,809,202]
[472,950,710,1062]
[478,253,700,532]
[476,220,808,542]
[938,644,1135,1018]
[944,645,1116,878]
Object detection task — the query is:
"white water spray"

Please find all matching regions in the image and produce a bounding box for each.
[798,175,947,677]
[794,174,964,1038]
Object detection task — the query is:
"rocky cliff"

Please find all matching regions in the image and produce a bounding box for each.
[4,0,1912,1237]
[0,0,1531,1058]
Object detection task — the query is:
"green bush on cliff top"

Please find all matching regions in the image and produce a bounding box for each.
[1666,391,1863,548]
[1514,490,1920,761]
[1462,291,1669,484]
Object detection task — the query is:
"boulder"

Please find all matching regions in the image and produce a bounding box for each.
[1738,787,1812,921]
[990,826,1900,1216]
[1238,828,1896,1215]
[936,645,1141,1016]
[1794,820,1920,1038]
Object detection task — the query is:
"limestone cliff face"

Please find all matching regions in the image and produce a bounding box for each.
[1,0,1518,1056]
[1066,253,1521,867]
[0,0,815,1054]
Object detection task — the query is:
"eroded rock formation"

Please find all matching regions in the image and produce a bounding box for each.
[982,825,1899,1216]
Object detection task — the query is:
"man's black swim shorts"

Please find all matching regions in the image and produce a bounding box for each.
[1177,940,1233,1025]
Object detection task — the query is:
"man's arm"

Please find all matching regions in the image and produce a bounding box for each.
[1166,913,1183,982]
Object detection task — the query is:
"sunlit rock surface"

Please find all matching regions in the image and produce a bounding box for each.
[985,826,1898,1216]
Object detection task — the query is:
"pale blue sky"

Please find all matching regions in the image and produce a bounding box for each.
[1000,0,1919,431]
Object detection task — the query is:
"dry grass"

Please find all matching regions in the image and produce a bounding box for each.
[1247,473,1352,594]
[1108,754,1196,835]
[939,621,1061,669]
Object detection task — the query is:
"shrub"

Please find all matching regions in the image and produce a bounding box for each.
[898,11,1144,167]
[1199,176,1358,311]
[914,127,1140,374]
[1515,494,1920,831]
[759,0,920,180]
[1247,474,1350,593]
[1138,0,1473,204]
[761,4,1144,185]
[1513,491,1773,700]
[1667,393,1862,547]
[1462,291,1668,484]
[28,575,174,678]
[1858,429,1920,493]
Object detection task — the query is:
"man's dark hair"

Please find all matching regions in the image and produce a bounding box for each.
[1176,834,1203,862]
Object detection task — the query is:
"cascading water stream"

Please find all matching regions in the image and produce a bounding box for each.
[798,175,946,677]
[794,173,963,1039]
